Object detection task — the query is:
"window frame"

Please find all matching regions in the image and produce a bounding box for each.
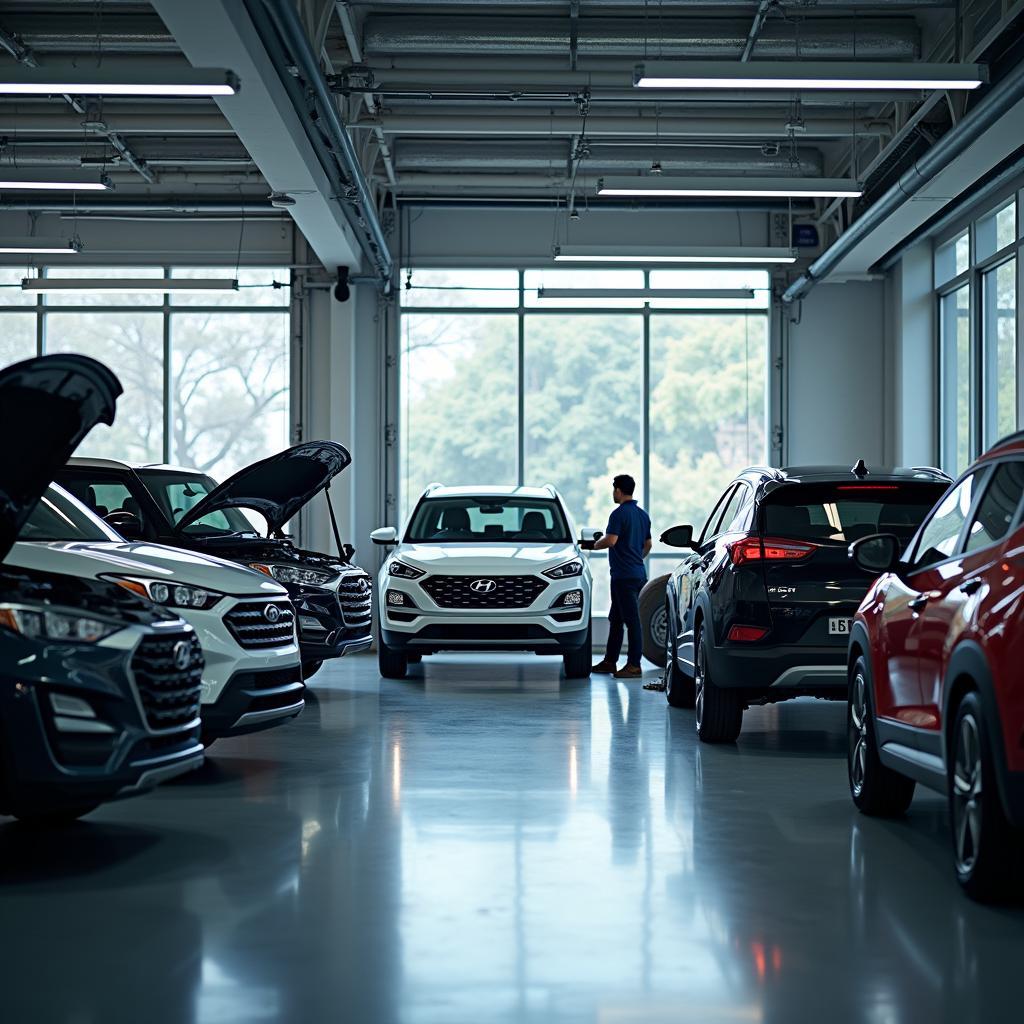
[905,467,990,572]
[961,457,1024,557]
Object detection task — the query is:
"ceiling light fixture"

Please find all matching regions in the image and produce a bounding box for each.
[0,65,239,97]
[21,277,239,294]
[553,246,796,265]
[0,237,82,255]
[634,60,987,91]
[0,172,111,192]
[597,176,864,199]
[537,287,756,300]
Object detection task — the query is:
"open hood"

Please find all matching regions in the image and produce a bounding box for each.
[175,440,352,535]
[0,355,121,561]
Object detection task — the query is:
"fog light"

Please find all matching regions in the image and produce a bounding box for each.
[556,590,584,608]
[387,590,414,607]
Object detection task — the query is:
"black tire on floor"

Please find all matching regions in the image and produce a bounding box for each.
[639,575,670,668]
[302,660,323,680]
[13,802,101,825]
[694,622,742,743]
[948,691,1021,902]
[407,654,422,664]
[563,620,592,679]
[848,655,915,816]
[378,639,408,679]
[664,598,695,709]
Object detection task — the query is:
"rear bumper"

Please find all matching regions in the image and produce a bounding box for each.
[200,665,305,739]
[709,641,848,695]
[382,622,590,655]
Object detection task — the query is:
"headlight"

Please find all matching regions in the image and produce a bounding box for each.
[250,563,337,587]
[0,604,120,644]
[388,560,425,580]
[544,559,583,579]
[104,576,221,610]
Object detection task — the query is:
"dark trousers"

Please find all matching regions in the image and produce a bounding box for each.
[607,577,644,666]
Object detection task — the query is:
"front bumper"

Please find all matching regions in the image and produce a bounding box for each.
[288,578,373,661]
[709,641,848,696]
[199,664,305,740]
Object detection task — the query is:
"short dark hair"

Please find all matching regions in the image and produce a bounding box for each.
[613,474,636,496]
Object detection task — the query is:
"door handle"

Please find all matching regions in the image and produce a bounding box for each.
[908,595,930,612]
[959,577,983,595]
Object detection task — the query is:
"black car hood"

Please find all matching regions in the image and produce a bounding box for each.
[175,440,352,535]
[0,355,121,560]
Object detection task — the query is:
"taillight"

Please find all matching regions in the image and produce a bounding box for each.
[727,625,769,642]
[728,535,817,565]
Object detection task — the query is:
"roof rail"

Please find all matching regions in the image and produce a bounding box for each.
[541,482,558,496]
[424,481,444,494]
[748,465,785,481]
[911,466,953,481]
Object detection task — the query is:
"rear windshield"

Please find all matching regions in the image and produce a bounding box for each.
[407,497,570,543]
[761,482,949,545]
[135,470,256,537]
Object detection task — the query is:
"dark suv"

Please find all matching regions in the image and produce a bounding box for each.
[0,355,203,822]
[661,463,951,742]
[57,444,373,679]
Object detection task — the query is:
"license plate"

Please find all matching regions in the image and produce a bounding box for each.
[828,617,853,636]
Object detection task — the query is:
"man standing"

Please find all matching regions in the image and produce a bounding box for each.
[591,474,651,679]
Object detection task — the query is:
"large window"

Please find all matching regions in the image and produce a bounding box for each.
[398,268,769,610]
[0,266,291,479]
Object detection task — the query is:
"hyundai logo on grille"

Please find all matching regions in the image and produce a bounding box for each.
[264,604,282,623]
[470,579,497,594]
[171,640,191,671]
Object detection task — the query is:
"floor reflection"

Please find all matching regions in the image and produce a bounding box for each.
[1,653,1020,1023]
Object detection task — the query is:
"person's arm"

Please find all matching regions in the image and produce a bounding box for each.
[642,537,652,557]
[593,532,618,551]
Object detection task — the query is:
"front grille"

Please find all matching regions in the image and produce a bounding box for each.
[224,600,296,649]
[337,573,373,628]
[420,574,548,609]
[131,632,203,732]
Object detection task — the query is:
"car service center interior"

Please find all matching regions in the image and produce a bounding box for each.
[1,2,1023,1022]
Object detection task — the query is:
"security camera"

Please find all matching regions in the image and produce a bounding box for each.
[334,267,350,303]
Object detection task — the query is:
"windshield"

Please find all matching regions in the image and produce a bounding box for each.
[135,470,257,537]
[407,496,571,544]
[761,482,950,545]
[18,485,123,543]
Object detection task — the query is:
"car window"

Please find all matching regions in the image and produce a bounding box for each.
[964,461,1024,554]
[135,470,255,536]
[724,485,753,533]
[717,485,747,535]
[699,485,737,545]
[910,472,982,571]
[17,485,122,543]
[406,496,571,543]
[61,475,143,526]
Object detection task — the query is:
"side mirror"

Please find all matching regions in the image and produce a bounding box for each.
[371,526,398,546]
[661,524,695,549]
[105,511,143,540]
[850,533,901,574]
[578,527,602,551]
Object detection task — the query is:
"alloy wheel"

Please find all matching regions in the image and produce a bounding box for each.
[952,713,983,876]
[651,605,668,650]
[694,634,705,731]
[849,671,868,798]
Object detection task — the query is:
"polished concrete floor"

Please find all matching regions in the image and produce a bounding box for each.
[2,653,1022,1024]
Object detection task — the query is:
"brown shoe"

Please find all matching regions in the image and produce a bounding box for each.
[613,664,643,679]
[591,659,618,674]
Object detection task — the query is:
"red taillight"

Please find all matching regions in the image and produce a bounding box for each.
[728,624,769,642]
[728,535,817,565]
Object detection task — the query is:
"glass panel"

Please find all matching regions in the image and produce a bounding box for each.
[982,258,1016,447]
[0,312,37,366]
[940,285,972,475]
[169,312,290,479]
[648,269,770,310]
[964,461,1024,554]
[649,315,767,552]
[169,266,290,307]
[43,266,165,306]
[0,267,40,307]
[407,496,570,543]
[910,472,980,570]
[976,201,1015,261]
[400,269,519,308]
[935,232,969,286]
[400,313,518,521]
[45,311,164,461]
[524,269,645,308]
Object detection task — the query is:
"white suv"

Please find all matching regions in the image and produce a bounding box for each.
[371,485,596,679]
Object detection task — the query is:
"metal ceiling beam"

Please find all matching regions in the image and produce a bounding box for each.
[0,22,38,67]
[0,112,233,135]
[353,0,950,7]
[741,1,775,62]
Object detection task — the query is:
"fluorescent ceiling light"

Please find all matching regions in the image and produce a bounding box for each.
[554,246,796,265]
[597,176,863,199]
[22,278,239,294]
[0,65,238,97]
[634,60,987,91]
[0,237,81,254]
[537,287,756,300]
[0,171,111,192]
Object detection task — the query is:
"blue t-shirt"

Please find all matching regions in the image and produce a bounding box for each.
[606,500,651,581]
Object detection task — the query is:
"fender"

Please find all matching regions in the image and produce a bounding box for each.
[680,589,716,678]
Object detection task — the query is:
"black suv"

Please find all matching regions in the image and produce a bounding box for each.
[661,463,951,743]
[57,443,373,678]
[0,355,203,822]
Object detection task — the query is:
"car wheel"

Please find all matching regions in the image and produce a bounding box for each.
[639,575,670,668]
[13,802,101,825]
[664,598,695,709]
[949,692,1020,902]
[847,656,915,816]
[563,619,593,679]
[694,622,742,743]
[378,639,408,680]
[302,659,323,679]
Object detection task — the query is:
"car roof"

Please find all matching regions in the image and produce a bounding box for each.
[66,457,204,475]
[977,430,1024,462]
[761,465,951,485]
[421,484,559,500]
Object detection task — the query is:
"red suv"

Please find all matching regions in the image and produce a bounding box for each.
[846,435,1024,901]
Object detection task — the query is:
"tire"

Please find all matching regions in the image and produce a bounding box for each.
[948,692,1020,902]
[694,622,742,743]
[378,639,408,680]
[407,654,423,664]
[847,656,915,816]
[302,659,323,680]
[563,619,593,679]
[13,802,101,825]
[664,597,695,709]
[639,575,670,668]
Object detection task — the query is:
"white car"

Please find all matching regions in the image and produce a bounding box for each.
[371,485,596,679]
[8,484,305,742]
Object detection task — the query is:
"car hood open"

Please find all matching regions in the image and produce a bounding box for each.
[175,440,352,535]
[0,355,121,561]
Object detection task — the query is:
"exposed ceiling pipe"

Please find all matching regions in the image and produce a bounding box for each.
[0,112,233,135]
[0,22,38,67]
[356,0,950,7]
[0,198,279,213]
[741,1,775,62]
[396,197,816,212]
[14,13,177,53]
[781,56,1024,303]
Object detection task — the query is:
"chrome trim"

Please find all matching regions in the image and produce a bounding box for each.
[118,750,204,795]
[769,664,847,687]
[231,699,305,729]
[53,716,117,734]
